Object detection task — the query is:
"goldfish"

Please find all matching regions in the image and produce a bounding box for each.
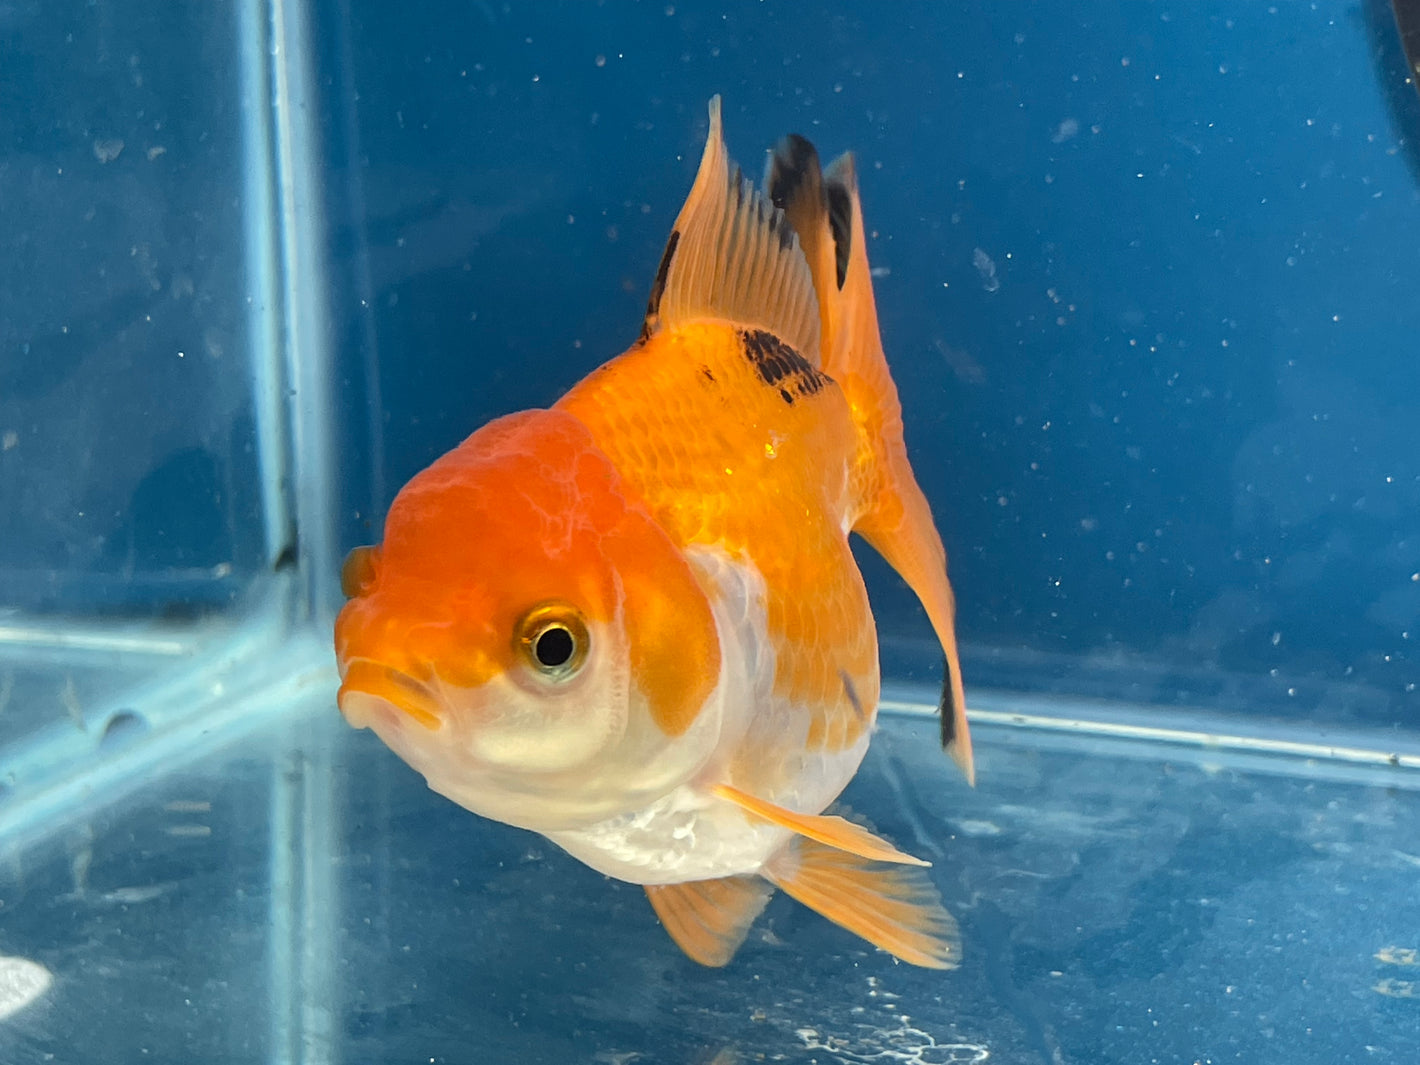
[334,97,974,969]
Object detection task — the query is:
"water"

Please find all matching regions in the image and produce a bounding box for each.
[2,1,1418,1062]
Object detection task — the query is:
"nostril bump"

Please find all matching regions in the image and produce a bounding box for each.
[341,545,379,599]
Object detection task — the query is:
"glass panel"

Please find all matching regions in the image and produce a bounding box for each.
[0,685,337,1065]
[0,1,270,617]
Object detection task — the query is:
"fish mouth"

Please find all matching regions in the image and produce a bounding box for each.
[337,659,444,731]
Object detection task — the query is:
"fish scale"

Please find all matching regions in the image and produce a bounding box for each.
[558,320,878,763]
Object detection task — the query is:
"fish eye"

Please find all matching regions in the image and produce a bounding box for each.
[515,604,590,681]
[534,626,575,668]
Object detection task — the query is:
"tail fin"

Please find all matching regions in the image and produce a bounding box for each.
[768,139,974,785]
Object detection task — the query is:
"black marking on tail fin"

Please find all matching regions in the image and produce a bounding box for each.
[739,329,829,402]
[640,229,682,341]
[937,656,958,749]
[822,153,857,291]
[1384,0,1420,104]
[767,134,821,211]
[769,133,851,288]
[824,179,853,290]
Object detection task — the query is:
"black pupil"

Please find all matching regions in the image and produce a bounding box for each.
[534,626,575,668]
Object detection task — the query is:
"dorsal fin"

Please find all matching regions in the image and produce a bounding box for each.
[640,97,821,365]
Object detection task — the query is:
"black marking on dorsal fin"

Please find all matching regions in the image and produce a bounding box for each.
[822,154,855,291]
[766,193,796,252]
[739,328,829,404]
[937,656,958,750]
[737,162,796,254]
[640,229,681,341]
[641,97,820,359]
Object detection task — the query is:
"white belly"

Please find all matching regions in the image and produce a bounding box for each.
[545,739,866,884]
[547,783,793,883]
[545,546,873,885]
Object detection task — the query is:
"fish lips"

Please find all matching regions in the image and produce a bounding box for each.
[337,658,444,732]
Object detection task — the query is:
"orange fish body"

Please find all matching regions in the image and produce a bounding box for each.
[335,98,973,969]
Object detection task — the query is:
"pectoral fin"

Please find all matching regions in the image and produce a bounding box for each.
[764,837,962,969]
[711,784,930,867]
[645,875,775,967]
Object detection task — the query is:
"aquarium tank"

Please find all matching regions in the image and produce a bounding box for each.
[1,1,1417,1062]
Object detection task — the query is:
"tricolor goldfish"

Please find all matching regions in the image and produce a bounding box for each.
[335,98,974,969]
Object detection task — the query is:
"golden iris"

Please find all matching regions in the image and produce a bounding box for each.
[514,603,589,681]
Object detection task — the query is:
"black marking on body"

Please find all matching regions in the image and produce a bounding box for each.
[739,329,828,404]
[640,229,681,341]
[938,656,958,749]
[840,669,867,722]
[700,366,717,384]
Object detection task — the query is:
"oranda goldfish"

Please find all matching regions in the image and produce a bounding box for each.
[335,98,974,969]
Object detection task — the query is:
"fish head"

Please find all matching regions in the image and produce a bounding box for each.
[334,408,723,831]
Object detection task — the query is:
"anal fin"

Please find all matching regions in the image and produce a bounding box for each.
[764,837,962,969]
[645,875,775,967]
[711,784,930,867]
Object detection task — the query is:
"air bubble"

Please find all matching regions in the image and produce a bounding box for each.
[99,710,148,751]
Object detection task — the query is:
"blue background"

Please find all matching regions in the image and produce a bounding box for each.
[323,2,1420,728]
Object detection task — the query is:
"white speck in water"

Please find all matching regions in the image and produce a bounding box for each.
[60,676,85,732]
[953,819,1003,837]
[165,824,213,838]
[93,138,124,163]
[972,248,1000,292]
[0,956,53,1020]
[100,883,175,905]
[1051,117,1079,144]
[163,800,212,814]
